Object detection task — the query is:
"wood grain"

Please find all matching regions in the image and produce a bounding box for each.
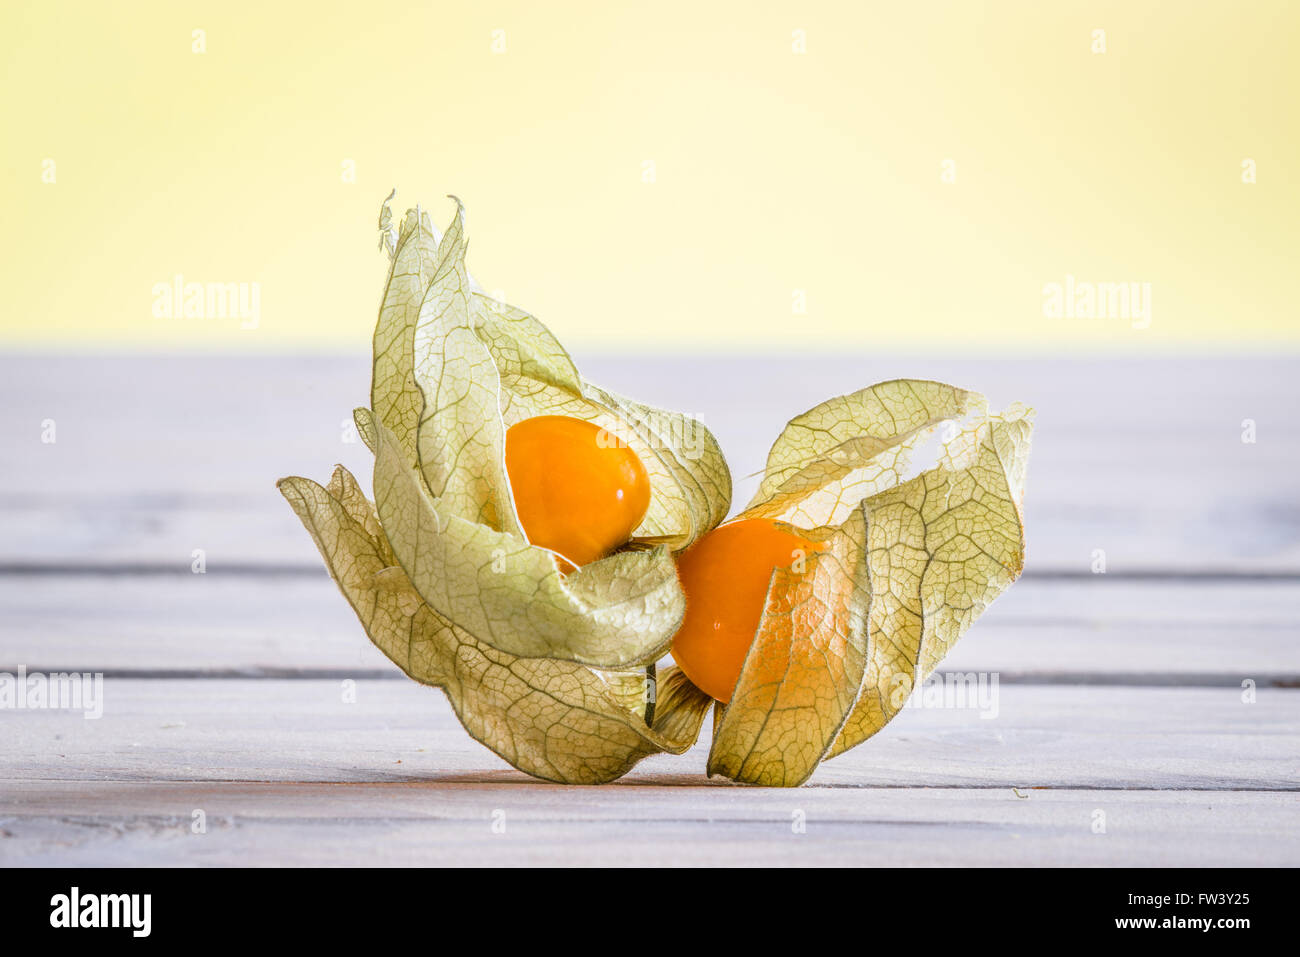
[2,781,1293,866]
[5,680,1295,791]
[3,576,1294,677]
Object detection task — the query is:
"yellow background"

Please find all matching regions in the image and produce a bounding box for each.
[2,0,1296,353]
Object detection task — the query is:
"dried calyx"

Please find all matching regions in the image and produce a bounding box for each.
[278,195,1033,786]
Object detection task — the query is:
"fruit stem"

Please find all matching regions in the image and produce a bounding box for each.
[643,663,657,728]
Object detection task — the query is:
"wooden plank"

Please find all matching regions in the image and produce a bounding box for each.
[1,355,1294,866]
[1,780,1294,866]
[0,576,389,673]
[2,355,1298,571]
[2,575,1294,677]
[3,680,1296,790]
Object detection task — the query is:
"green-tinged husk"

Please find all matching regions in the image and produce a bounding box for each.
[280,196,1032,785]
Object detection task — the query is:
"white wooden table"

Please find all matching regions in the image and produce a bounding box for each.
[1,354,1296,866]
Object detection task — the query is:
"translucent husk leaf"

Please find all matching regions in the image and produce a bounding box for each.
[826,405,1032,758]
[401,200,731,552]
[365,406,685,670]
[411,251,520,535]
[278,466,713,784]
[742,379,982,529]
[471,293,585,395]
[706,382,1033,784]
[587,382,732,546]
[706,504,872,787]
[371,200,464,469]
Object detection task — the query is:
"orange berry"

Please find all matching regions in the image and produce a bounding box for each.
[505,415,651,567]
[670,518,823,702]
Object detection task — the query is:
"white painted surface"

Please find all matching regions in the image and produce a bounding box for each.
[0,355,1295,865]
